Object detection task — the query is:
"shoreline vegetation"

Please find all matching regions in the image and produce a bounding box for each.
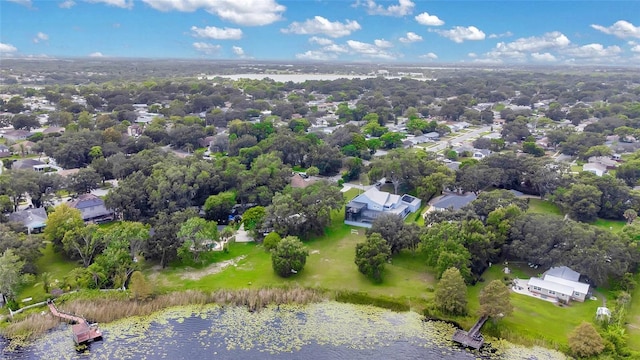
[1,287,326,345]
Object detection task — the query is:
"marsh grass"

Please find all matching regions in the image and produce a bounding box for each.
[1,313,61,348]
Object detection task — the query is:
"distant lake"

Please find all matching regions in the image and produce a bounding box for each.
[1,302,565,359]
[207,74,433,83]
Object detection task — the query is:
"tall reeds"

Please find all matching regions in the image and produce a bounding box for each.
[1,287,326,342]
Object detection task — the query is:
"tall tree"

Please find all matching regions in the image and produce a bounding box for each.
[68,167,102,194]
[44,204,85,252]
[177,217,218,263]
[366,213,405,254]
[567,322,605,358]
[354,232,391,282]
[479,280,513,321]
[204,191,236,223]
[434,267,468,315]
[271,235,308,278]
[0,249,25,302]
[62,224,104,267]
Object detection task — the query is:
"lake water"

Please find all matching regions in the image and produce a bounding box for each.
[1,302,565,359]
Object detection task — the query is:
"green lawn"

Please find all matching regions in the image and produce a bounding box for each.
[627,274,640,351]
[592,218,627,233]
[153,210,435,309]
[526,198,562,215]
[342,187,360,201]
[17,242,80,304]
[468,265,602,349]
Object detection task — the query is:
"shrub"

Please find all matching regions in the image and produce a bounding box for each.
[263,232,281,252]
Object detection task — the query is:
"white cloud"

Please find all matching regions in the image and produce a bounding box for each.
[33,32,49,43]
[467,52,477,58]
[433,26,485,43]
[192,42,221,54]
[142,0,285,26]
[346,40,395,59]
[591,20,640,39]
[7,0,31,7]
[358,0,415,17]
[190,26,242,40]
[531,52,557,61]
[232,46,245,57]
[631,45,640,53]
[0,43,18,53]
[488,31,513,39]
[374,39,393,48]
[309,36,334,46]
[88,52,104,57]
[323,44,348,53]
[399,31,422,43]
[282,16,361,38]
[86,0,133,8]
[564,43,622,58]
[296,50,338,61]
[496,31,570,52]
[415,12,444,26]
[420,52,438,59]
[59,0,75,8]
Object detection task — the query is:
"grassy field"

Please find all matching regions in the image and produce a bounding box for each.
[628,280,640,351]
[17,242,80,304]
[593,218,627,233]
[153,210,435,309]
[526,198,562,215]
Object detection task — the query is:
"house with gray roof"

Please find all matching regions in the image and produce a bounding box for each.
[68,194,114,223]
[11,158,46,171]
[345,187,421,228]
[527,266,590,303]
[0,144,10,158]
[8,207,48,234]
[432,193,477,211]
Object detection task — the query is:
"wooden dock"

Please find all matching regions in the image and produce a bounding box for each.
[47,300,102,344]
[452,315,488,350]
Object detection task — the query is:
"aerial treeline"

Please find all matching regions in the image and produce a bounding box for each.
[360,189,640,288]
[454,152,640,222]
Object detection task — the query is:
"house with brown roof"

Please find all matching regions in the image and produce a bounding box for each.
[291,173,316,188]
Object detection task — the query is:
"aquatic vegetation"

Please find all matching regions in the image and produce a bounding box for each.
[6,302,569,359]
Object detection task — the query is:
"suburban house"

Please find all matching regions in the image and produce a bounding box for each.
[1,129,33,141]
[588,156,618,169]
[432,192,477,211]
[11,158,46,171]
[290,173,316,188]
[472,149,492,159]
[583,162,607,176]
[68,194,114,224]
[0,144,10,158]
[527,266,590,304]
[7,208,48,234]
[10,141,36,155]
[345,187,421,228]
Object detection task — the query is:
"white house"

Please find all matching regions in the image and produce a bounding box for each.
[345,187,421,228]
[583,163,607,176]
[527,266,590,303]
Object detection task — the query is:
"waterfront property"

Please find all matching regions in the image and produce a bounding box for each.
[344,187,421,228]
[526,266,590,303]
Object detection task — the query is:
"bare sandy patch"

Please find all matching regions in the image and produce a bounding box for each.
[181,255,246,280]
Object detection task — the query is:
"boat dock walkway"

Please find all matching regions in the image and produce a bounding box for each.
[47,300,102,344]
[451,315,488,350]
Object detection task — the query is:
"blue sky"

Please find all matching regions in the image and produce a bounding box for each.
[1,0,639,65]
